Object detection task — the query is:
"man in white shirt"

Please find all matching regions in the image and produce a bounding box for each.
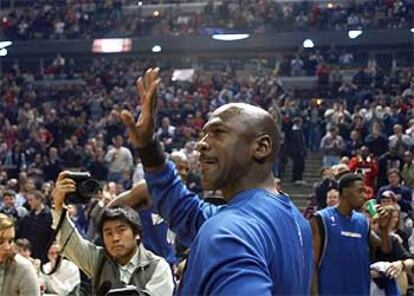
[104,135,134,182]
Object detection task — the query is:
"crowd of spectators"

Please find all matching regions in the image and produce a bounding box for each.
[0,44,413,294]
[1,0,413,40]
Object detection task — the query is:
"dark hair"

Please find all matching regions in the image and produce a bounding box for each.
[99,206,142,237]
[28,190,45,202]
[387,168,400,177]
[2,190,16,198]
[338,173,364,194]
[15,238,32,251]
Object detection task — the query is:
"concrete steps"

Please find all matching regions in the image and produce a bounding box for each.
[280,152,323,212]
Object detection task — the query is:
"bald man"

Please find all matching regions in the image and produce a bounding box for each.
[121,68,313,295]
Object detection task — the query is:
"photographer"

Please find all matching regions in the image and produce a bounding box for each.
[51,172,174,296]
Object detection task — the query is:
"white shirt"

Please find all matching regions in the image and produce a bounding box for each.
[104,146,134,174]
[42,259,80,296]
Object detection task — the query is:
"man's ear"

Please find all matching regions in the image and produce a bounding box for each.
[135,233,141,241]
[252,134,273,162]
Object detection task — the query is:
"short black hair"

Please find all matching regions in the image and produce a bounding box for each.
[338,173,364,194]
[99,206,142,237]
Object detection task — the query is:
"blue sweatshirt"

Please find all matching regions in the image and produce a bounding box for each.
[145,161,313,295]
[139,206,178,265]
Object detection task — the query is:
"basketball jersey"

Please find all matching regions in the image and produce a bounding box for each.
[318,207,370,295]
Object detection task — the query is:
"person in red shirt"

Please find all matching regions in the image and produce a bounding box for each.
[348,146,378,193]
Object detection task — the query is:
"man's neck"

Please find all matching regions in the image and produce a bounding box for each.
[221,169,276,202]
[33,204,45,215]
[337,202,353,217]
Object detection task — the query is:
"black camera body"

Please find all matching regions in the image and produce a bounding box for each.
[65,172,101,204]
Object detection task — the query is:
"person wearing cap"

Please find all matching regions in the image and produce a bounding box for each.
[378,190,397,207]
[50,171,174,296]
[377,169,413,214]
[311,173,393,295]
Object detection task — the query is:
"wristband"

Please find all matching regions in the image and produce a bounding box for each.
[137,138,166,168]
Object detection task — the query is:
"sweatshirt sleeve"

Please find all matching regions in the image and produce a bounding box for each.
[145,161,221,247]
[51,209,101,278]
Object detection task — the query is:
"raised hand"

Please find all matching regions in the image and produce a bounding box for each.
[121,68,160,148]
[51,171,76,212]
[376,204,392,229]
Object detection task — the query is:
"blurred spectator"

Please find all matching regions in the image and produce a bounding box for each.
[348,146,378,192]
[325,188,339,207]
[17,190,53,264]
[377,145,403,189]
[157,117,177,153]
[388,124,413,158]
[290,55,304,76]
[15,238,41,274]
[104,135,134,182]
[43,147,63,182]
[286,116,307,184]
[305,101,322,152]
[41,243,81,296]
[320,125,345,167]
[314,167,337,210]
[377,169,413,214]
[88,147,109,181]
[401,151,414,188]
[365,122,389,158]
[344,130,364,157]
[0,190,28,229]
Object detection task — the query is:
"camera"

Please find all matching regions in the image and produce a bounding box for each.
[65,172,101,204]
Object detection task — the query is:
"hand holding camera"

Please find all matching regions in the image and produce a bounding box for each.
[52,171,101,212]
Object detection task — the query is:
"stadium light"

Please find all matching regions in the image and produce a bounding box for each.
[0,48,7,57]
[348,30,363,39]
[152,45,162,53]
[303,39,314,48]
[0,41,12,49]
[211,33,250,41]
[138,1,143,6]
[411,28,414,33]
[92,38,132,53]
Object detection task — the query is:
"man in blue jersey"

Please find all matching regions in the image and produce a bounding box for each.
[120,68,313,295]
[311,173,392,295]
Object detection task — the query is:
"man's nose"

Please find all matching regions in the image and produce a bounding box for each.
[196,135,209,153]
[112,233,121,242]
